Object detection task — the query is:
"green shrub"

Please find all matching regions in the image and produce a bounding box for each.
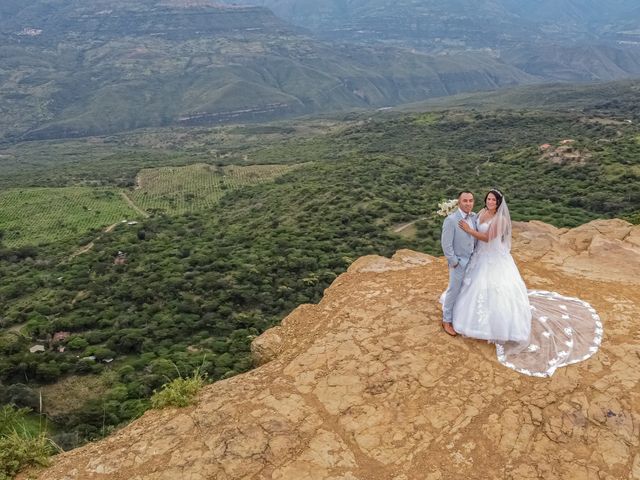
[0,406,59,480]
[0,405,29,436]
[0,429,58,479]
[150,369,206,409]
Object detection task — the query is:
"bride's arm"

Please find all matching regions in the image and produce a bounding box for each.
[459,221,490,242]
[458,211,498,243]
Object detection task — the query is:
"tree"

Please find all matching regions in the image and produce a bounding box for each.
[0,383,39,410]
[0,334,25,355]
[67,336,89,351]
[35,362,61,382]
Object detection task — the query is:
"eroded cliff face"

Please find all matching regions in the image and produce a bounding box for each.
[26,219,640,480]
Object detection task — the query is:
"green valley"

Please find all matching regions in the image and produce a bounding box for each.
[0,81,639,456]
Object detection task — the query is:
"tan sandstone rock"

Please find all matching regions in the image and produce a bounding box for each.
[513,219,640,284]
[24,220,640,480]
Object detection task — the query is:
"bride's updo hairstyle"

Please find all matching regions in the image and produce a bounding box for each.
[485,189,503,209]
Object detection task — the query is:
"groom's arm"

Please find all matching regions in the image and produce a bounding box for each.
[441,217,459,267]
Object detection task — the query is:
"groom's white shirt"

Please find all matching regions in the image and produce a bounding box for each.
[458,208,473,227]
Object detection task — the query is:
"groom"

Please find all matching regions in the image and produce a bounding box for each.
[440,191,476,336]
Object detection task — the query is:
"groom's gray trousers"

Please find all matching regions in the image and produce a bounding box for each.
[442,259,470,323]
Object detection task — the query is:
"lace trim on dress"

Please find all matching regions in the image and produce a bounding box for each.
[495,290,602,377]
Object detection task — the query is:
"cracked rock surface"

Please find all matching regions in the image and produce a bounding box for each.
[26,220,640,480]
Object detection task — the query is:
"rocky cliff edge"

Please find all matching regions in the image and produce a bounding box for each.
[26,219,640,480]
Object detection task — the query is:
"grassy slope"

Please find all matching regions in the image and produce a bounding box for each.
[0,120,345,189]
[0,188,139,248]
[0,164,303,247]
[129,163,301,214]
[400,79,640,117]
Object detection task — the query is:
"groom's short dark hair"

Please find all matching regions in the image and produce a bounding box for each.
[458,190,473,198]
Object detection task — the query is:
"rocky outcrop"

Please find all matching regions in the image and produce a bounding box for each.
[26,220,640,480]
[512,219,640,284]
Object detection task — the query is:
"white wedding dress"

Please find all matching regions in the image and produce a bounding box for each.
[444,198,603,377]
[453,220,532,342]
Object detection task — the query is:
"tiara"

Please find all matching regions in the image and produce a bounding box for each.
[490,188,504,197]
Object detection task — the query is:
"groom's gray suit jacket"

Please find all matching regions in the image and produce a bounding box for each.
[441,209,476,268]
[441,209,477,323]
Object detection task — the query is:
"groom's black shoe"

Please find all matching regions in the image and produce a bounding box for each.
[442,322,457,336]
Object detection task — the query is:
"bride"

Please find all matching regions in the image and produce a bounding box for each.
[451,189,603,377]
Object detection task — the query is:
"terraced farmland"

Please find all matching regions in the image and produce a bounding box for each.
[0,187,140,247]
[129,163,300,215]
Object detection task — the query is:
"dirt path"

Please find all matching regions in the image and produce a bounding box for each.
[393,217,426,233]
[120,191,149,218]
[7,321,27,335]
[69,222,119,260]
[68,193,146,261]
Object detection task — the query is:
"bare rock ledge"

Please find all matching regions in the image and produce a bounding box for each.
[25,220,640,480]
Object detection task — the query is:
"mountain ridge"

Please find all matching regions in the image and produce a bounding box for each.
[0,18,539,142]
[2,0,640,142]
[232,0,640,47]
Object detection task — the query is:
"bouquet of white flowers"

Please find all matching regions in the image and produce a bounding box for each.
[437,198,458,217]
